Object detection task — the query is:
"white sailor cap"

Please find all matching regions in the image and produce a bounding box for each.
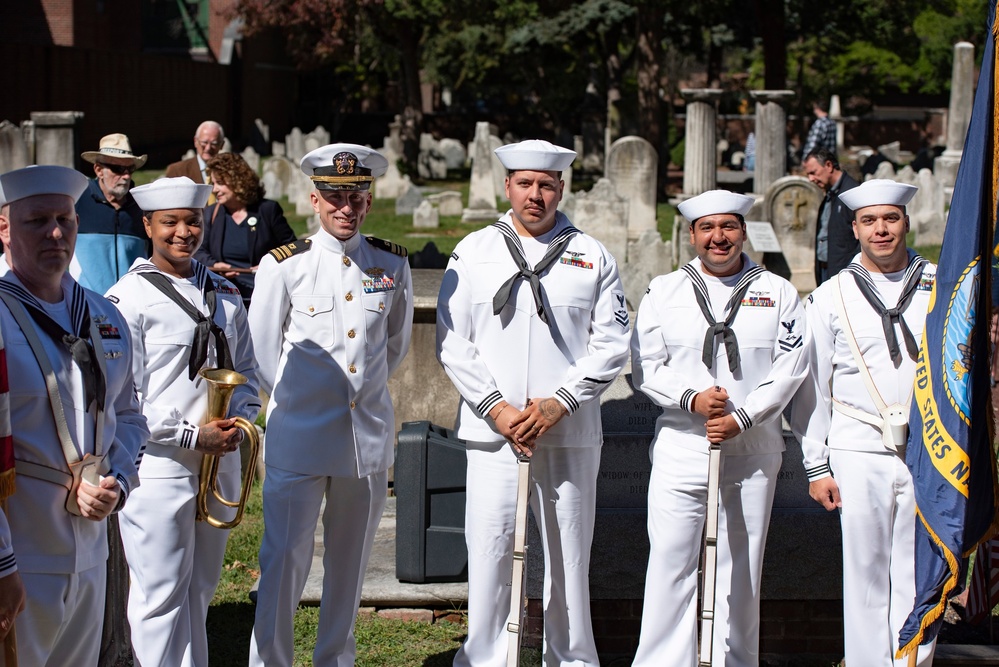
[494,140,576,172]
[131,177,211,211]
[0,165,89,207]
[300,143,388,191]
[838,179,917,212]
[677,190,754,223]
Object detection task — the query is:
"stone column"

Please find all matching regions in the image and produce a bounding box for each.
[750,90,795,195]
[829,94,845,153]
[30,111,84,168]
[935,42,976,191]
[681,89,722,196]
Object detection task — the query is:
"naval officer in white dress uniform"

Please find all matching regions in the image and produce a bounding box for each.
[791,179,937,666]
[0,164,147,666]
[437,140,631,667]
[247,143,413,667]
[630,190,809,666]
[107,177,260,667]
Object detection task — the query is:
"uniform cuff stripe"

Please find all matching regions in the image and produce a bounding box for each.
[805,463,832,481]
[733,408,752,432]
[477,391,503,417]
[681,389,697,412]
[556,388,579,413]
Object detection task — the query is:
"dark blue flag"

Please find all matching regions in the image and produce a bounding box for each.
[898,2,999,657]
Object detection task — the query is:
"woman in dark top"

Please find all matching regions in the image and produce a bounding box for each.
[196,153,297,307]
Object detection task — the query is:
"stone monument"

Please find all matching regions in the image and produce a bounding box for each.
[935,41,976,193]
[681,89,723,196]
[750,90,795,195]
[606,136,658,240]
[764,176,822,293]
[31,111,83,168]
[569,177,630,273]
[462,122,501,222]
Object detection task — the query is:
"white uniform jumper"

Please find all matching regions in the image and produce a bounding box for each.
[0,272,146,667]
[792,252,937,666]
[107,259,261,667]
[247,229,413,667]
[437,213,630,667]
[630,256,808,667]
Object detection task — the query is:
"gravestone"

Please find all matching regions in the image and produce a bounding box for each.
[426,191,463,217]
[570,178,629,271]
[606,136,658,240]
[913,168,946,246]
[417,135,448,180]
[623,230,672,310]
[438,138,466,170]
[285,127,306,164]
[241,146,260,174]
[873,160,896,180]
[261,156,297,201]
[386,115,404,157]
[271,142,286,158]
[878,141,901,166]
[374,156,412,201]
[31,111,84,168]
[0,120,30,173]
[936,42,976,192]
[462,122,500,222]
[396,184,424,216]
[488,134,508,203]
[290,166,318,217]
[764,176,822,293]
[413,199,439,229]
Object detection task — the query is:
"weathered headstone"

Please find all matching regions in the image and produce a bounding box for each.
[386,115,404,157]
[873,160,896,180]
[241,146,261,174]
[374,159,412,201]
[31,111,84,168]
[426,191,463,217]
[438,138,467,170]
[285,127,306,164]
[764,176,822,293]
[878,141,901,166]
[623,230,672,310]
[261,156,297,201]
[913,168,947,246]
[417,135,448,180]
[681,89,722,196]
[571,178,629,269]
[750,90,795,195]
[272,142,286,158]
[606,136,658,240]
[396,184,424,216]
[0,120,30,173]
[488,134,508,203]
[413,199,439,229]
[462,122,500,222]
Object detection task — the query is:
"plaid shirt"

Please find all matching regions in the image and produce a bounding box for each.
[803,115,837,157]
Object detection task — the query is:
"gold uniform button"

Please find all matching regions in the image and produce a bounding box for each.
[308,306,315,313]
[378,302,385,311]
[343,257,351,267]
[350,401,356,409]
[347,329,356,338]
[345,292,353,302]
[348,364,357,373]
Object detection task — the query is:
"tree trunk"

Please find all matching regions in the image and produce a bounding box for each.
[636,4,667,192]
[754,0,787,89]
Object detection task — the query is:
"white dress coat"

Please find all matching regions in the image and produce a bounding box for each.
[436,213,630,667]
[107,258,260,667]
[791,254,937,666]
[630,257,808,666]
[0,271,147,666]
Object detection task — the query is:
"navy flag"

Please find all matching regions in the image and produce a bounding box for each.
[898,1,999,656]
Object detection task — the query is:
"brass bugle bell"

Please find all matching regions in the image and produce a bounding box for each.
[196,368,261,530]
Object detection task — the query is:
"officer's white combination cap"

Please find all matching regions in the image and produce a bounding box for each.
[494,140,576,172]
[131,177,211,211]
[838,179,917,212]
[301,143,388,191]
[0,165,89,207]
[677,189,754,222]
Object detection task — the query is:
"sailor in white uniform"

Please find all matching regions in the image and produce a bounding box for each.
[107,177,261,667]
[791,180,937,666]
[630,190,809,666]
[247,144,413,667]
[437,140,631,667]
[0,165,147,666]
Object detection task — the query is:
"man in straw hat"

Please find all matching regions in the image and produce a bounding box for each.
[78,132,150,294]
[436,139,630,666]
[0,164,147,665]
[247,143,413,667]
[107,177,260,667]
[629,189,809,665]
[791,179,937,665]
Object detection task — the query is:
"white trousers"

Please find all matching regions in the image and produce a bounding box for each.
[248,465,387,667]
[453,441,600,667]
[119,470,238,667]
[1,565,106,667]
[830,449,936,667]
[632,445,781,667]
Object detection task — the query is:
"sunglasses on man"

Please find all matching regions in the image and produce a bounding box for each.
[98,162,136,175]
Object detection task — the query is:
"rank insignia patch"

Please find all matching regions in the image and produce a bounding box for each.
[559,253,593,270]
[97,323,122,339]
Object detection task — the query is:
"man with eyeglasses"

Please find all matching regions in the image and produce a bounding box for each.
[166,121,225,199]
[77,133,150,294]
[247,143,413,667]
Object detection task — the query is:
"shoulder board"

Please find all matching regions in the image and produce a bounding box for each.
[269,239,312,263]
[365,236,408,257]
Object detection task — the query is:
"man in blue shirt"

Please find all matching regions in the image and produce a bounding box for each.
[76,133,149,294]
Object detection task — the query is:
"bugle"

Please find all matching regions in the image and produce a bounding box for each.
[698,441,722,667]
[506,453,532,667]
[196,368,260,530]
